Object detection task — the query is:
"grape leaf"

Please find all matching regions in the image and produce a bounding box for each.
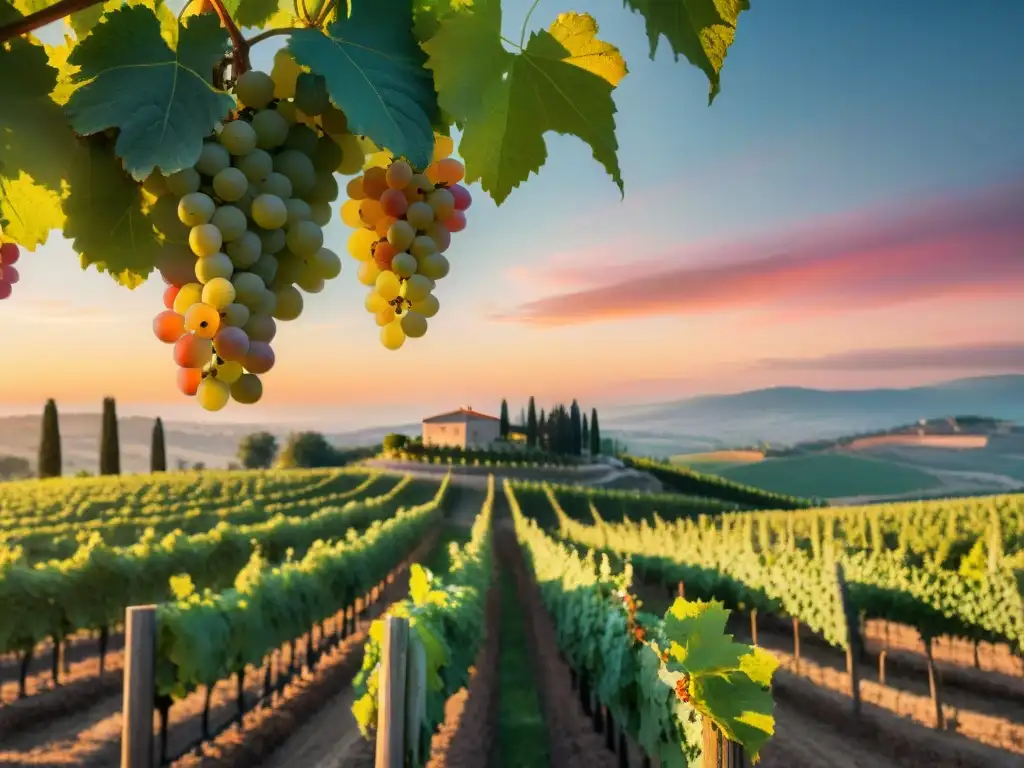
[70,0,180,46]
[288,0,439,170]
[690,673,775,759]
[423,8,625,205]
[64,6,233,180]
[44,35,81,106]
[222,0,284,29]
[62,139,162,288]
[0,173,65,250]
[622,0,748,103]
[662,598,752,675]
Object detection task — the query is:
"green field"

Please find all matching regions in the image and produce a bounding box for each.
[716,453,943,498]
[669,449,765,474]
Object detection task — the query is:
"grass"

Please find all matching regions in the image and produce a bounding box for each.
[717,453,943,498]
[668,449,765,474]
[494,567,549,768]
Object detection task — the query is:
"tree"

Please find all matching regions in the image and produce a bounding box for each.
[99,397,120,475]
[150,417,167,472]
[582,413,590,454]
[278,432,340,468]
[590,408,601,456]
[570,400,582,455]
[0,456,32,480]
[538,408,547,451]
[38,398,61,478]
[238,432,278,469]
[383,433,408,452]
[526,397,538,448]
[499,399,510,439]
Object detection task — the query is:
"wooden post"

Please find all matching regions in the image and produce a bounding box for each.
[677,581,685,599]
[792,617,801,671]
[121,605,157,768]
[835,564,862,716]
[749,609,758,646]
[878,650,887,685]
[376,616,410,768]
[702,720,748,767]
[405,631,427,766]
[923,637,945,730]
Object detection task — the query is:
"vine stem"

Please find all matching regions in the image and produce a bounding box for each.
[206,0,250,74]
[0,0,103,44]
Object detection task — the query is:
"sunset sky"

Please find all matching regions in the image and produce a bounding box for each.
[2,0,1022,427]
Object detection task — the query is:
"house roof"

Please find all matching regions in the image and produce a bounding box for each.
[422,407,500,423]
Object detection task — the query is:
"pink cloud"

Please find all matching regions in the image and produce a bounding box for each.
[493,176,1024,326]
[757,342,1024,372]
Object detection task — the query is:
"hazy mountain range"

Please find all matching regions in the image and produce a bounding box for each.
[0,375,1020,471]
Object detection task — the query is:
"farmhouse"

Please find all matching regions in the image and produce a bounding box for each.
[422,407,501,449]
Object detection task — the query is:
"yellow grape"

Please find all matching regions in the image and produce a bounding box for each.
[380,319,405,349]
[202,276,236,310]
[336,133,365,175]
[194,253,233,283]
[375,215,396,238]
[197,377,230,412]
[376,307,396,327]
[359,198,384,227]
[365,290,388,314]
[189,224,222,258]
[392,252,417,279]
[387,220,415,251]
[375,270,401,301]
[432,134,455,163]
[215,360,244,384]
[406,201,435,230]
[346,177,365,200]
[358,260,381,286]
[426,158,465,186]
[411,293,439,318]
[402,274,434,302]
[173,283,204,315]
[178,192,215,227]
[401,310,428,338]
[341,199,363,228]
[347,229,377,261]
[362,167,388,199]
[385,160,413,190]
[184,302,221,339]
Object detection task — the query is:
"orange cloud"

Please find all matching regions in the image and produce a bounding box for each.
[494,177,1024,326]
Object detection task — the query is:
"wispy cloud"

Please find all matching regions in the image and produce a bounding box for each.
[13,299,127,324]
[492,176,1024,326]
[756,342,1024,372]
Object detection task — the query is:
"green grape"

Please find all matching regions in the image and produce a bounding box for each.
[215,359,245,385]
[406,201,435,230]
[165,168,201,196]
[273,150,316,196]
[230,373,263,404]
[197,377,230,412]
[285,198,312,227]
[410,235,436,259]
[376,270,401,301]
[391,252,417,279]
[236,192,254,219]
[226,230,262,268]
[284,124,319,157]
[210,205,247,241]
[251,108,289,149]
[275,252,304,284]
[309,201,331,227]
[202,276,236,310]
[276,100,299,124]
[311,247,342,280]
[251,194,288,230]
[195,253,234,283]
[244,313,277,342]
[195,142,231,177]
[232,272,266,306]
[213,167,248,202]
[313,136,343,173]
[234,70,275,110]
[173,282,204,315]
[297,271,325,294]
[411,293,439,318]
[219,120,258,156]
[237,149,273,183]
[189,223,223,258]
[221,302,250,328]
[419,252,449,280]
[401,274,433,302]
[387,220,416,252]
[294,72,330,116]
[307,173,339,204]
[260,172,293,199]
[254,288,277,316]
[249,253,279,284]
[401,310,428,338]
[286,220,323,257]
[273,284,303,321]
[258,227,286,254]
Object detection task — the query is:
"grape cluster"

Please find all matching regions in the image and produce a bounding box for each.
[149,64,361,412]
[0,243,19,301]
[341,136,472,350]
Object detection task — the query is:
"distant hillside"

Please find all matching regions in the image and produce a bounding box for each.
[608,375,1024,450]
[0,414,412,475]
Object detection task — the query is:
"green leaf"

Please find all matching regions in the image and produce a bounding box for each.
[0,173,65,250]
[70,0,180,45]
[222,0,285,29]
[62,139,162,288]
[621,0,748,103]
[662,598,750,675]
[423,8,625,205]
[691,672,775,759]
[288,0,438,170]
[65,6,233,180]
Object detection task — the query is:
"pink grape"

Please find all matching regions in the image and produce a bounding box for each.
[0,243,19,265]
[163,284,181,309]
[379,188,408,218]
[450,184,472,211]
[2,265,18,284]
[174,334,213,368]
[214,326,250,362]
[243,341,275,373]
[157,245,197,286]
[177,367,202,396]
[444,211,466,233]
[153,310,186,343]
[0,281,10,300]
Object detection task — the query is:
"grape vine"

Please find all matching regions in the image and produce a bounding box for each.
[0,0,748,406]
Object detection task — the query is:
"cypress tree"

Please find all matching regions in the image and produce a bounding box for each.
[582,413,590,454]
[526,397,538,447]
[38,399,62,478]
[570,400,582,455]
[538,408,547,451]
[99,397,121,475]
[499,399,510,438]
[590,408,601,455]
[150,417,167,472]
